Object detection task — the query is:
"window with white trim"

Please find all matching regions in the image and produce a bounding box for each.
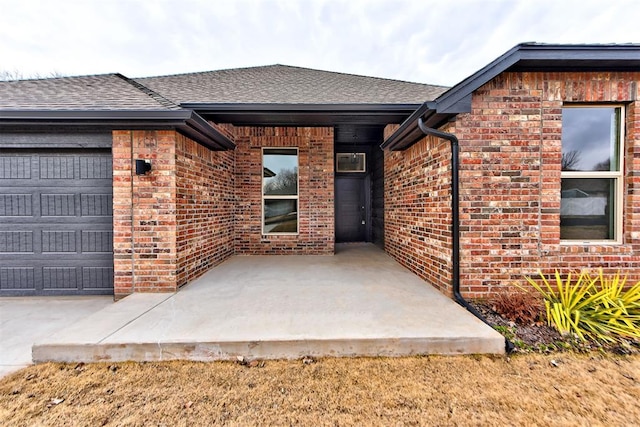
[262,148,298,234]
[560,106,624,243]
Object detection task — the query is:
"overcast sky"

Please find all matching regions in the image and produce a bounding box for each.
[1,0,639,86]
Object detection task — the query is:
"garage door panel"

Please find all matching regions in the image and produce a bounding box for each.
[43,267,78,289]
[0,194,32,216]
[2,258,112,289]
[0,155,32,179]
[0,267,35,290]
[0,148,113,296]
[82,267,114,289]
[39,156,76,179]
[0,228,113,254]
[79,156,112,179]
[0,230,34,253]
[41,230,77,252]
[81,194,112,216]
[82,231,113,253]
[1,266,113,294]
[41,193,76,216]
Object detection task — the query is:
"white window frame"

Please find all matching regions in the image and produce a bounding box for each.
[262,147,299,235]
[560,105,624,245]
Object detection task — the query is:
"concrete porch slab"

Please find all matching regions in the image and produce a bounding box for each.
[34,244,505,362]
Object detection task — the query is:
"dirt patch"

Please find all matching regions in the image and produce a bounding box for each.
[1,354,640,426]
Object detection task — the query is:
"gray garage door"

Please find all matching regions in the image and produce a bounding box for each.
[0,149,114,295]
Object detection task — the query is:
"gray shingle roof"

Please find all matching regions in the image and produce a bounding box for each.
[0,65,447,112]
[0,73,180,110]
[137,65,448,105]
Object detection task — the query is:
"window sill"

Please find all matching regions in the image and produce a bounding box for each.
[559,239,622,246]
[558,242,633,255]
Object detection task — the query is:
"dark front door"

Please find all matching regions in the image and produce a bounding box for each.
[335,176,367,242]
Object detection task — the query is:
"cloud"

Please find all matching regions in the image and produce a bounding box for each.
[1,0,639,85]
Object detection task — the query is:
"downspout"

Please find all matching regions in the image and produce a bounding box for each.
[417,118,514,353]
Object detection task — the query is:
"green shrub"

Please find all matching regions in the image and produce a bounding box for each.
[522,269,640,343]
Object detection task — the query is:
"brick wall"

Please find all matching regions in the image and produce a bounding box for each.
[175,133,235,287]
[234,126,334,255]
[385,71,640,299]
[455,72,547,297]
[457,71,640,298]
[112,130,179,297]
[112,129,236,297]
[384,124,455,295]
[112,131,134,298]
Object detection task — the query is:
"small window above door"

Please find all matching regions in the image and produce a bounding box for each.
[336,153,366,173]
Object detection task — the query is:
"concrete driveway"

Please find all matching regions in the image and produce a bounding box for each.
[0,296,112,379]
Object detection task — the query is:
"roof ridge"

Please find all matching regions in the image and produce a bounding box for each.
[114,73,182,110]
[518,41,640,47]
[135,64,283,80]
[268,64,450,88]
[136,64,448,89]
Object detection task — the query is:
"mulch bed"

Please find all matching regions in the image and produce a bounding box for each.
[469,300,640,355]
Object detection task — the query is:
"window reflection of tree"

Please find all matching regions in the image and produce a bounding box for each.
[562,150,611,172]
[594,158,610,171]
[263,167,298,195]
[561,150,581,171]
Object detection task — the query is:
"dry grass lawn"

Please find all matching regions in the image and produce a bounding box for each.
[1,354,639,426]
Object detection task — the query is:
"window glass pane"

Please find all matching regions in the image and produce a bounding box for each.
[264,199,297,233]
[561,178,615,240]
[562,107,620,171]
[263,149,298,195]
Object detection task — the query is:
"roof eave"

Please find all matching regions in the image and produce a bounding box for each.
[183,111,235,150]
[379,102,456,151]
[182,103,424,111]
[0,110,235,151]
[437,42,640,114]
[182,103,423,126]
[382,43,640,151]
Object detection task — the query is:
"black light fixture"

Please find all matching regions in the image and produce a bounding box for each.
[135,159,152,175]
[351,133,358,163]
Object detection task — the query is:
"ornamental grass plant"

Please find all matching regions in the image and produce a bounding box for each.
[522,269,640,343]
[490,290,543,325]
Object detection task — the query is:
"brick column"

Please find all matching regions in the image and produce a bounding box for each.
[112,130,178,298]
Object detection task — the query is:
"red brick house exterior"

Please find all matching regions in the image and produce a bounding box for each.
[384,70,640,298]
[382,43,640,301]
[109,126,335,298]
[112,130,236,296]
[2,43,640,304]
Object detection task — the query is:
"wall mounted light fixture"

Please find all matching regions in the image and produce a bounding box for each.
[135,159,152,175]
